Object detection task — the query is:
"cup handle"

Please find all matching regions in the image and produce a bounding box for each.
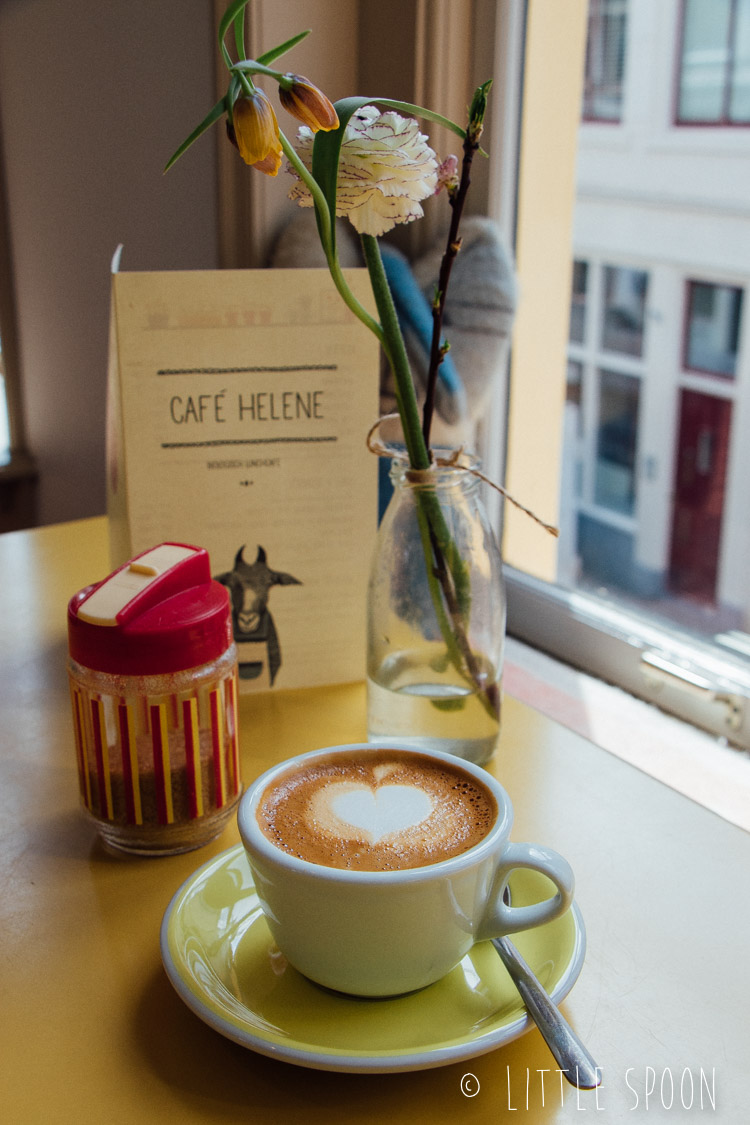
[476,842,575,939]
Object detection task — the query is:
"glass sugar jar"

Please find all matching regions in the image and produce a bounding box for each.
[67,543,242,855]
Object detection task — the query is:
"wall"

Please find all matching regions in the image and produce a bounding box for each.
[0,0,219,526]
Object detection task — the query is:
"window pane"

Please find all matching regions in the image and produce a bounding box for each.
[678,0,732,122]
[594,368,639,515]
[685,281,743,376]
[601,265,648,356]
[569,260,588,343]
[583,0,627,121]
[730,0,750,121]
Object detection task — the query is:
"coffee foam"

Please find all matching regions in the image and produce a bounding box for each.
[256,750,497,871]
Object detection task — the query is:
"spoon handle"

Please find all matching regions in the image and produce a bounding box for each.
[491,935,601,1089]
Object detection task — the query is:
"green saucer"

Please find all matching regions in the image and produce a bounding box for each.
[161,843,586,1073]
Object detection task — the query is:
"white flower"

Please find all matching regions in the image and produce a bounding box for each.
[288,105,439,237]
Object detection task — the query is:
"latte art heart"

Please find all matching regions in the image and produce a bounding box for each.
[328,784,433,842]
[256,749,497,870]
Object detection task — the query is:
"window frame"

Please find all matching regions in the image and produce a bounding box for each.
[567,257,649,533]
[0,113,35,491]
[683,278,744,378]
[675,0,750,127]
[506,563,750,746]
[600,263,649,359]
[582,0,628,124]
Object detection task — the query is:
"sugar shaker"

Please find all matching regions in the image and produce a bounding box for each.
[67,543,241,855]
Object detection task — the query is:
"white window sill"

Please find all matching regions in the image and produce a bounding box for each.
[505,636,750,832]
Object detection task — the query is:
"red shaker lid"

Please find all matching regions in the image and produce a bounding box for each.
[67,543,232,675]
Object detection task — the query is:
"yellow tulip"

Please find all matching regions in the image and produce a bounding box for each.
[279,75,339,132]
[232,90,283,175]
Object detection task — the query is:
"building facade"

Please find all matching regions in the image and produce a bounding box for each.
[563,0,750,629]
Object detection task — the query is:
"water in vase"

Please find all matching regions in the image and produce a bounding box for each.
[367,646,501,766]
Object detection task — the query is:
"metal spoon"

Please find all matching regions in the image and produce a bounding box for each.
[493,893,600,1089]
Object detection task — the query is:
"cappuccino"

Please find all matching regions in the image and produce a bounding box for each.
[256,748,496,871]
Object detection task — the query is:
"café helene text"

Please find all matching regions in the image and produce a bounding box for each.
[168,389,325,427]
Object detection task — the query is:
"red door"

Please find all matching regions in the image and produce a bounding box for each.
[668,390,732,602]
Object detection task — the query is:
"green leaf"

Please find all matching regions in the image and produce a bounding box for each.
[310,97,371,257]
[226,74,241,113]
[218,0,251,47]
[232,7,245,60]
[469,79,493,125]
[218,1,309,69]
[164,95,228,173]
[165,22,311,174]
[257,30,311,66]
[372,98,466,140]
[430,696,466,712]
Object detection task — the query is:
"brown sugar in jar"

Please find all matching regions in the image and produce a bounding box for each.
[68,543,242,855]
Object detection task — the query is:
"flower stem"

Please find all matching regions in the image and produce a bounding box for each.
[422,126,480,448]
[361,237,498,715]
[361,206,498,720]
[360,234,430,471]
[411,474,500,723]
[230,60,286,83]
[279,132,385,347]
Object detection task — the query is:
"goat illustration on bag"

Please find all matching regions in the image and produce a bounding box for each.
[215,545,302,685]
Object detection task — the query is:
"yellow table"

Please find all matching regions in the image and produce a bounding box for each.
[1,517,748,1123]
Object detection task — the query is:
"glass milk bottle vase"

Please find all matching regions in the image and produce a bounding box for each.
[367,457,506,765]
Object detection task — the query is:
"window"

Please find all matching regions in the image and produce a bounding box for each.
[503,1,750,751]
[582,0,628,122]
[684,281,743,376]
[594,368,640,515]
[569,260,588,344]
[562,259,647,585]
[601,265,648,357]
[677,0,750,124]
[561,261,746,614]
